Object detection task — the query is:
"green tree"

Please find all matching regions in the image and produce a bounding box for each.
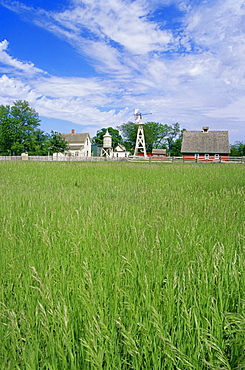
[170,138,182,156]
[11,100,41,154]
[92,127,123,149]
[144,122,171,152]
[230,141,245,156]
[0,100,42,155]
[33,130,51,155]
[47,131,69,154]
[0,105,15,155]
[116,121,138,151]
[164,123,182,156]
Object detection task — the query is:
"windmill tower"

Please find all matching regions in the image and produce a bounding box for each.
[133,109,152,157]
[101,129,113,157]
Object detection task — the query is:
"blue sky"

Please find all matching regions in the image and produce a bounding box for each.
[0,0,245,143]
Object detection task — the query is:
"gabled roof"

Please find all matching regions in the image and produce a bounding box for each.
[115,143,126,151]
[62,133,91,144]
[181,130,230,154]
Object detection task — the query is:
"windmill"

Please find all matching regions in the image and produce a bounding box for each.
[133,109,152,157]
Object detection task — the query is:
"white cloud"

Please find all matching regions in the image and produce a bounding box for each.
[0,72,131,127]
[36,76,105,98]
[0,74,30,99]
[54,0,173,53]
[0,39,46,75]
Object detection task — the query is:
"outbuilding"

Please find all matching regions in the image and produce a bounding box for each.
[113,143,130,158]
[151,148,166,157]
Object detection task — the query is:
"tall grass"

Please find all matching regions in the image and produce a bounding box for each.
[0,162,244,369]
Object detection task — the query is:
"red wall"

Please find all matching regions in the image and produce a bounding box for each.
[137,153,166,157]
[182,154,229,161]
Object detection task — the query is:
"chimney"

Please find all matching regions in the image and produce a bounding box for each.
[202,127,209,132]
[71,129,75,134]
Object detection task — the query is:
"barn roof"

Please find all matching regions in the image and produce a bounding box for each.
[61,133,91,144]
[181,130,230,154]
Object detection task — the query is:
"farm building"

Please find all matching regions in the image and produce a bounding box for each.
[113,143,130,158]
[91,144,102,157]
[61,130,91,157]
[181,127,230,161]
[136,149,166,158]
[152,148,166,157]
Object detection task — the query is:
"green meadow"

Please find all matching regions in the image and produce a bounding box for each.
[0,162,245,369]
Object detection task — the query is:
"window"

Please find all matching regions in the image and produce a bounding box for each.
[75,151,79,156]
[215,154,219,158]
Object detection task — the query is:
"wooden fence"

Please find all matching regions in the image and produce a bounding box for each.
[0,155,244,163]
[128,156,245,163]
[0,155,123,162]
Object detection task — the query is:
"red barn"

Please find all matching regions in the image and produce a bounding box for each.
[181,127,230,161]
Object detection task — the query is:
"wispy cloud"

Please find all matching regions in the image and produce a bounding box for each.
[53,0,173,53]
[0,39,46,75]
[0,72,129,127]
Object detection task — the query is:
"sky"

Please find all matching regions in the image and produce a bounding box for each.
[0,0,245,143]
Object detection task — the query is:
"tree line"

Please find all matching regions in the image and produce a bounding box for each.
[230,141,245,156]
[0,100,185,156]
[0,100,68,155]
[1,100,244,156]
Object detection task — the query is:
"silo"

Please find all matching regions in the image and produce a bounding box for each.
[101,129,113,157]
[103,129,112,148]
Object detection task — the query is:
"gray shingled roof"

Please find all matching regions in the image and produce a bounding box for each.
[152,149,166,155]
[181,130,230,154]
[62,133,90,144]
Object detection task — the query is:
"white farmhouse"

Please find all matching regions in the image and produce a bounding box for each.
[62,129,91,157]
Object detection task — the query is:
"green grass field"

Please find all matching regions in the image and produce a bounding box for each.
[0,162,245,369]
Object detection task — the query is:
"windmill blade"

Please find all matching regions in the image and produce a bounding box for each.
[133,109,152,123]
